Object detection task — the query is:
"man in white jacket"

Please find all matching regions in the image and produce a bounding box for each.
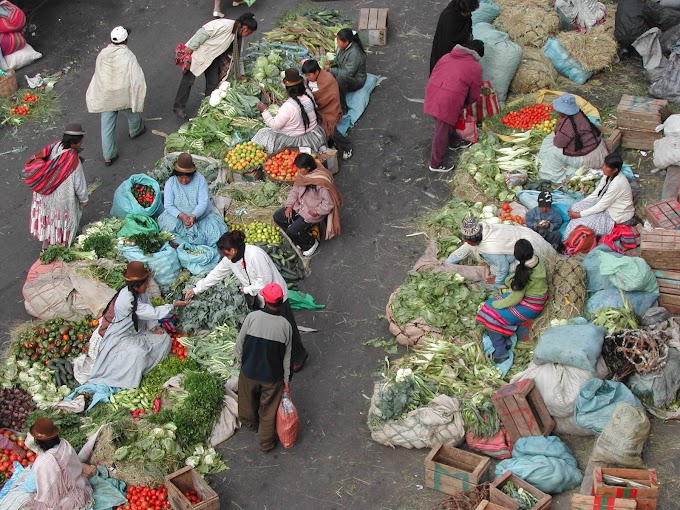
[86,27,146,166]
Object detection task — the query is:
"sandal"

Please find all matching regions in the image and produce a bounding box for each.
[104,155,118,166]
[212,10,225,17]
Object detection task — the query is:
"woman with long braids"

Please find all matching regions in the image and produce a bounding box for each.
[329,28,367,113]
[552,93,609,169]
[476,239,548,363]
[88,262,188,388]
[251,68,327,153]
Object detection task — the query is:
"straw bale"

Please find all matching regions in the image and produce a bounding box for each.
[495,0,560,48]
[510,46,559,94]
[557,24,618,72]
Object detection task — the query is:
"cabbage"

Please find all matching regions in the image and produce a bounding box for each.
[255,56,269,69]
[267,51,282,65]
[265,64,279,78]
[253,71,266,82]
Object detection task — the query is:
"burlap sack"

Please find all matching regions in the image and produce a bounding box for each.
[386,288,444,347]
[413,242,490,281]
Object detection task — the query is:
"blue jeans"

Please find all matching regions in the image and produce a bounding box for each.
[101,109,144,160]
[488,330,510,360]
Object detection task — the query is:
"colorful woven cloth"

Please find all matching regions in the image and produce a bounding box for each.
[0,30,24,55]
[24,142,80,195]
[0,1,26,32]
[476,293,547,336]
[174,43,192,72]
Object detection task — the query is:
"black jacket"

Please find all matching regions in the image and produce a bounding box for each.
[430,4,473,73]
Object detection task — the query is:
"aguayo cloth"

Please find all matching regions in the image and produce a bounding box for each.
[24,142,80,196]
[476,293,548,336]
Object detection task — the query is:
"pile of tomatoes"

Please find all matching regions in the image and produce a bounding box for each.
[115,484,171,510]
[15,317,97,364]
[184,489,202,504]
[170,334,188,360]
[0,429,36,481]
[498,203,525,224]
[131,183,156,208]
[501,104,555,131]
[23,93,39,104]
[11,105,29,116]
[264,148,300,182]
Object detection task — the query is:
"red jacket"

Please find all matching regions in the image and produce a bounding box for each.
[424,46,482,126]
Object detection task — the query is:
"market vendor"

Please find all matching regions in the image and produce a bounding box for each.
[429,0,478,73]
[552,93,609,169]
[251,69,327,153]
[157,153,228,246]
[565,153,636,238]
[185,230,309,372]
[445,218,555,286]
[476,239,548,363]
[173,12,257,119]
[302,58,353,161]
[328,29,367,114]
[23,417,94,510]
[88,262,189,389]
[273,153,342,258]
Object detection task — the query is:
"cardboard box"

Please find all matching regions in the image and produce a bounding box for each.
[491,379,555,443]
[320,148,339,175]
[571,494,637,509]
[424,445,491,496]
[592,467,658,510]
[358,8,389,46]
[490,471,552,510]
[165,466,219,510]
[640,229,680,270]
[477,501,514,510]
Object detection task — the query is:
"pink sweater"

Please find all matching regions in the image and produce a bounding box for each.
[261,96,318,136]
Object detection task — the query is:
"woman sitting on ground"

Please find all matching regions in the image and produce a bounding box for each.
[273,153,342,257]
[252,69,327,154]
[157,152,228,246]
[329,28,367,113]
[552,93,609,169]
[24,417,94,510]
[476,239,548,363]
[88,262,188,389]
[565,153,636,238]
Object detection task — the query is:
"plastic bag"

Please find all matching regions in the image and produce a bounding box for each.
[287,289,325,310]
[116,242,181,286]
[574,378,643,435]
[495,436,582,494]
[176,242,220,275]
[472,0,501,24]
[534,324,605,372]
[652,135,680,170]
[455,110,479,144]
[632,28,669,83]
[276,388,299,448]
[110,174,162,218]
[586,288,659,316]
[628,346,680,407]
[650,51,680,103]
[472,23,523,105]
[465,429,512,459]
[591,403,650,468]
[656,113,680,137]
[583,246,621,294]
[542,38,594,85]
[117,214,159,238]
[596,251,659,293]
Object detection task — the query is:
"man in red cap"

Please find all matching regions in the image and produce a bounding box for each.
[234,282,292,452]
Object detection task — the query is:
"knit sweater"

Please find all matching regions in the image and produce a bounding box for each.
[492,258,548,309]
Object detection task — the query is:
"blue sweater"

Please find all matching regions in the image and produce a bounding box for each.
[525,206,563,233]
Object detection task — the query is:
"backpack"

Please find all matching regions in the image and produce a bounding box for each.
[564,225,597,255]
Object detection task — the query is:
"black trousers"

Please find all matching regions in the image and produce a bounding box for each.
[280,299,308,366]
[331,128,352,152]
[173,58,221,112]
[273,207,317,251]
[335,75,364,110]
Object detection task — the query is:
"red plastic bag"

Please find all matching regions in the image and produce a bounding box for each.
[276,388,299,448]
[465,81,500,123]
[465,429,512,459]
[455,110,479,143]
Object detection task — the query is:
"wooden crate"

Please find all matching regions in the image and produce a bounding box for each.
[358,8,389,46]
[477,500,514,510]
[592,467,658,510]
[424,445,491,496]
[490,471,552,510]
[645,199,680,229]
[616,95,670,150]
[165,466,219,510]
[604,128,622,153]
[491,379,555,443]
[653,269,680,314]
[571,494,637,509]
[640,229,680,270]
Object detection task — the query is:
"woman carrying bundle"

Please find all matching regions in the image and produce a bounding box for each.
[329,28,367,113]
[475,239,548,363]
[252,69,327,153]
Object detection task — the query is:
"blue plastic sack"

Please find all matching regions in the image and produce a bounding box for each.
[495,436,582,494]
[176,242,221,275]
[575,378,643,435]
[110,174,163,218]
[337,74,380,135]
[583,246,622,294]
[472,0,501,24]
[534,323,605,372]
[586,288,659,317]
[472,23,523,105]
[596,251,659,293]
[0,462,24,500]
[516,189,576,210]
[117,242,181,286]
[542,38,594,85]
[269,43,309,59]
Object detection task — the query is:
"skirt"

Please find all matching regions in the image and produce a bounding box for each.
[251,124,327,154]
[582,139,609,169]
[564,196,615,238]
[29,176,83,246]
[476,293,548,336]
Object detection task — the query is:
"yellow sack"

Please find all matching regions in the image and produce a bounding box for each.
[534,89,600,119]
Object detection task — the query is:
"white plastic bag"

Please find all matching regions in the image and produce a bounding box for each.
[653,135,680,169]
[656,114,680,137]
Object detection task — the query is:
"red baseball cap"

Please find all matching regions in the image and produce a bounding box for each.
[260,283,284,304]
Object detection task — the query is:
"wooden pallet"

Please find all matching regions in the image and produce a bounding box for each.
[640,229,680,271]
[616,95,670,150]
[490,471,552,510]
[592,467,658,510]
[491,379,555,443]
[654,268,680,313]
[424,445,491,496]
[358,8,389,46]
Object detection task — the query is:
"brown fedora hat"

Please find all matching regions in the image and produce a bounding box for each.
[282,68,303,86]
[30,417,60,441]
[63,122,86,136]
[123,261,150,282]
[174,152,196,174]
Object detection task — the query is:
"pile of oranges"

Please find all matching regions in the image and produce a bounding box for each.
[225,142,268,173]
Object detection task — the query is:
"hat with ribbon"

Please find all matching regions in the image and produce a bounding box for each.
[63,123,86,136]
[460,217,482,238]
[30,417,60,441]
[260,282,284,304]
[123,261,150,282]
[174,152,196,174]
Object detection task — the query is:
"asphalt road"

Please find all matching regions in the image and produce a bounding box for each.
[3,1,451,509]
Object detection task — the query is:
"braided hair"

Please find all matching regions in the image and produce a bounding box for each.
[511,239,534,291]
[127,280,147,332]
[286,82,319,131]
[568,112,601,152]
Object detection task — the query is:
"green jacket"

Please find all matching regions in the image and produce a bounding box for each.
[330,43,367,85]
[492,258,548,309]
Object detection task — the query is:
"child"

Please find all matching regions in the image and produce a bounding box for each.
[525,191,563,251]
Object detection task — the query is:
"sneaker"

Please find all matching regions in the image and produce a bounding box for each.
[212,10,225,17]
[342,149,353,160]
[448,140,472,150]
[429,164,454,173]
[232,0,245,5]
[302,240,319,257]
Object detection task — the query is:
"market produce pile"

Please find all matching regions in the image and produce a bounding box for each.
[265,148,302,181]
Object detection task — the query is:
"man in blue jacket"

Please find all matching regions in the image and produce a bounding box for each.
[525,191,563,251]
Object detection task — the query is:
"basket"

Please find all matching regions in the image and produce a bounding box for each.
[264,146,302,185]
[0,70,17,98]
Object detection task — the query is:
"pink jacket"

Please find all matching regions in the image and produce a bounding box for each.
[285,184,334,224]
[261,95,318,137]
[424,46,482,126]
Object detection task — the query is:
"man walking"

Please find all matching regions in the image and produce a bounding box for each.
[86,26,147,166]
[234,283,292,452]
